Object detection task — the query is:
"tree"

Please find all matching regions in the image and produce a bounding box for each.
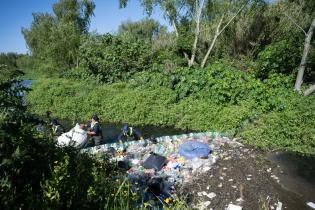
[79,34,151,83]
[294,18,315,94]
[200,2,248,68]
[278,0,315,95]
[22,0,95,70]
[119,0,247,68]
[118,18,167,42]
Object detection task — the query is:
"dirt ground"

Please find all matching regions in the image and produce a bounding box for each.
[180,143,312,210]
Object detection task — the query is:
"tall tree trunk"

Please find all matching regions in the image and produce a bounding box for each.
[294,18,315,91]
[200,3,247,68]
[171,19,179,37]
[188,0,205,67]
[304,84,315,96]
[201,16,224,68]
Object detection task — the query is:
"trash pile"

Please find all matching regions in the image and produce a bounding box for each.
[82,132,231,205]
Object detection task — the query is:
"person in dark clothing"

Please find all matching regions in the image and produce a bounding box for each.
[87,115,103,146]
[50,119,64,137]
[118,124,143,144]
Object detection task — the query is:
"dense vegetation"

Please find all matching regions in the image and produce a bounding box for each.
[16,0,315,154]
[0,65,145,209]
[1,0,314,208]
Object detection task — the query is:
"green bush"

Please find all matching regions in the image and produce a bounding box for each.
[255,40,301,79]
[241,95,315,155]
[79,34,151,83]
[27,77,260,135]
[131,62,296,112]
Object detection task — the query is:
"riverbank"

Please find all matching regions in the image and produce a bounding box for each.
[183,142,315,210]
[26,77,315,155]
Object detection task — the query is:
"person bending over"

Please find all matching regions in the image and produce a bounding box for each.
[117,124,143,144]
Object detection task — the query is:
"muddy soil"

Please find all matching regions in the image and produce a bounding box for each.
[181,143,313,210]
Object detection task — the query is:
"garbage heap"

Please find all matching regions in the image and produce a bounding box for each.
[82,132,231,204]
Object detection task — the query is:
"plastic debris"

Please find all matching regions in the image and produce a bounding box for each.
[227,203,243,210]
[81,132,239,207]
[236,197,244,203]
[276,201,282,210]
[197,201,211,210]
[307,202,315,209]
[207,192,216,199]
[179,141,210,159]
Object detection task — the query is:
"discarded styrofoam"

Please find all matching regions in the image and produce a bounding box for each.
[236,197,244,203]
[276,201,282,210]
[227,203,242,210]
[207,192,216,199]
[198,201,211,210]
[307,202,315,209]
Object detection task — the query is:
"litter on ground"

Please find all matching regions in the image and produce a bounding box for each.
[82,132,232,205]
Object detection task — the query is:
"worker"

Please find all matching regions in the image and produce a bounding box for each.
[87,115,103,146]
[117,124,143,144]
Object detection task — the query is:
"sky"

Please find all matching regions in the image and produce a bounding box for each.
[0,0,169,54]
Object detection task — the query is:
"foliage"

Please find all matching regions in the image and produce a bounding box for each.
[0,66,28,121]
[0,53,33,77]
[22,0,95,71]
[118,18,167,42]
[0,62,142,209]
[26,69,306,144]
[129,62,296,112]
[255,40,302,79]
[79,34,151,83]
[241,95,315,155]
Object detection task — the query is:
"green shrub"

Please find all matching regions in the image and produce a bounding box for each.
[27,77,259,135]
[79,34,151,83]
[255,40,301,79]
[241,95,315,155]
